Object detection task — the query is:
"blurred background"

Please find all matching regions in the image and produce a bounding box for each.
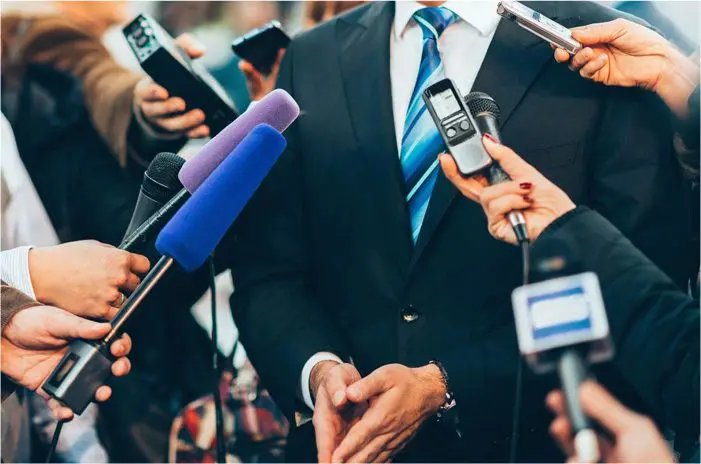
[2,1,698,114]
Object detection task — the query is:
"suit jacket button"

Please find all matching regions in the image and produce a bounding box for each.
[401,306,420,322]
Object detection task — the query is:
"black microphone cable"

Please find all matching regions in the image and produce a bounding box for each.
[208,255,226,463]
[509,239,530,463]
[45,418,66,463]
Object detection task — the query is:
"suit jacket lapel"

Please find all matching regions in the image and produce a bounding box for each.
[410,8,557,271]
[337,2,414,273]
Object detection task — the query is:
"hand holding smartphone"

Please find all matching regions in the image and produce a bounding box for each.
[231,21,291,75]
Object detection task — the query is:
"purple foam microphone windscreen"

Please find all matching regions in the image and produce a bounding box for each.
[178,89,299,193]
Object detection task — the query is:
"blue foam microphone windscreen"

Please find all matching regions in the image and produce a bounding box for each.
[155,124,287,271]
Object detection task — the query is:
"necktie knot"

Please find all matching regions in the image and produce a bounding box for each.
[413,7,457,40]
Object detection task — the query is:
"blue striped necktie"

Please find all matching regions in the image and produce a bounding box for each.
[401,7,457,244]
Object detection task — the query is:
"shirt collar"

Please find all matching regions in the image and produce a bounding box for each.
[393,1,501,39]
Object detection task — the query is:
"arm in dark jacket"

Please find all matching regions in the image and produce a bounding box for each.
[535,207,699,437]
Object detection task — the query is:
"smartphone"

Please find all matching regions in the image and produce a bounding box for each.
[422,79,493,177]
[497,1,582,54]
[231,21,291,75]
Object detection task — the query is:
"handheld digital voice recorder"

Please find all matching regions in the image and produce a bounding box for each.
[422,79,493,176]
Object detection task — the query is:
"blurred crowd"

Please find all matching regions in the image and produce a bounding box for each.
[0,1,697,463]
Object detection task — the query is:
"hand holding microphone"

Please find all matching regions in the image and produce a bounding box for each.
[1,305,132,420]
[547,381,675,463]
[440,136,575,245]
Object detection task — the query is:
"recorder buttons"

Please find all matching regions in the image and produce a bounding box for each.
[446,128,457,138]
[459,120,470,131]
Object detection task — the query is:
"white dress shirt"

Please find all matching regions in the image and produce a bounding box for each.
[0,113,59,297]
[300,1,501,410]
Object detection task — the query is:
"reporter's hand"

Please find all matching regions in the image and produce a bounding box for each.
[311,361,366,463]
[1,305,132,420]
[133,33,210,138]
[440,136,575,245]
[547,381,675,463]
[29,240,150,320]
[554,18,699,118]
[239,49,285,101]
[331,363,446,463]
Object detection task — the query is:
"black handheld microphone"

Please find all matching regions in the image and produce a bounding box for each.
[465,92,528,244]
[120,153,188,251]
[512,236,614,463]
[43,124,288,415]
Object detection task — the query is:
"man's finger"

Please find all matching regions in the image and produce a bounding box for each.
[332,410,383,463]
[346,431,392,463]
[110,333,132,357]
[50,311,111,340]
[313,405,339,463]
[580,53,608,79]
[439,154,484,202]
[568,47,595,72]
[579,381,639,434]
[549,416,575,457]
[112,357,131,377]
[141,98,186,118]
[48,398,74,422]
[554,48,571,63]
[135,79,168,102]
[95,385,112,402]
[154,109,206,133]
[481,136,538,179]
[128,252,151,275]
[174,33,206,59]
[187,125,210,139]
[571,19,627,46]
[546,389,567,416]
[120,273,141,293]
[346,369,391,403]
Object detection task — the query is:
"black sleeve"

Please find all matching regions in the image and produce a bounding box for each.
[227,41,349,419]
[125,114,188,168]
[589,87,694,288]
[536,207,700,437]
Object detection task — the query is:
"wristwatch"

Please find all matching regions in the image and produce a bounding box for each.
[429,359,462,438]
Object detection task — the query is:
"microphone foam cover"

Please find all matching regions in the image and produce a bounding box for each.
[179,89,299,193]
[156,124,286,272]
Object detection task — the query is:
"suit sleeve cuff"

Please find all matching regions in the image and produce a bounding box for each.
[1,246,36,299]
[300,352,343,410]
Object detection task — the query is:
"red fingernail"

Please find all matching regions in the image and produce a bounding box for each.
[520,182,532,189]
[524,196,533,202]
[482,133,499,144]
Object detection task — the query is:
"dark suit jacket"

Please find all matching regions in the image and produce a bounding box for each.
[229,2,693,461]
[533,207,699,438]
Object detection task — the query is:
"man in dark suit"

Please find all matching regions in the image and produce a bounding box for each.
[229,1,693,461]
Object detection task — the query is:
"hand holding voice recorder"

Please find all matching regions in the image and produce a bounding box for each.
[123,14,238,136]
[422,79,493,177]
[231,21,291,76]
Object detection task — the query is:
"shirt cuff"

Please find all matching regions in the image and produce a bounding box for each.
[1,246,36,299]
[300,352,343,410]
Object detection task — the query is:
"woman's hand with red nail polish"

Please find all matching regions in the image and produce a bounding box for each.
[440,138,576,245]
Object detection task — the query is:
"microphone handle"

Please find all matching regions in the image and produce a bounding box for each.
[120,189,190,251]
[104,254,174,343]
[558,349,599,463]
[477,114,528,243]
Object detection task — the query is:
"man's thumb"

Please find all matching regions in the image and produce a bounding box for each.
[49,310,111,341]
[571,21,624,46]
[346,372,386,403]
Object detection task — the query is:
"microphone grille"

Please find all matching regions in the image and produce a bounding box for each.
[465,92,501,122]
[143,152,186,201]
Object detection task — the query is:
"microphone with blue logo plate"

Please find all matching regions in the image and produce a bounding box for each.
[511,236,614,463]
